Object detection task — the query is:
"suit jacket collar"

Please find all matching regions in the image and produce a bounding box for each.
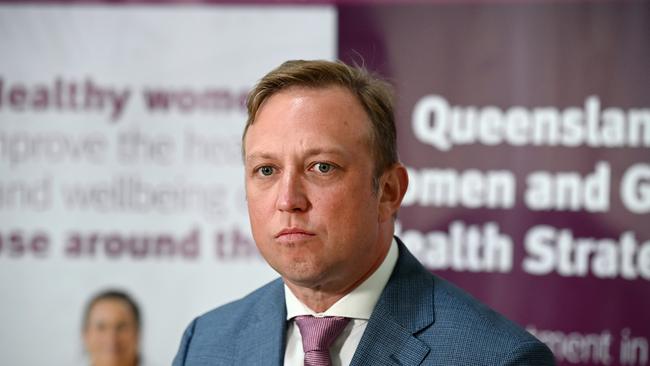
[350,237,434,365]
[236,278,287,365]
[377,237,435,332]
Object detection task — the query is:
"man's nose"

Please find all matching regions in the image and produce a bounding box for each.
[276,170,309,212]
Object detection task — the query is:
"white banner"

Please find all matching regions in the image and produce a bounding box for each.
[0,4,335,365]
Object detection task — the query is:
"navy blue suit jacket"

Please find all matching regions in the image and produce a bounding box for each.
[173,238,555,365]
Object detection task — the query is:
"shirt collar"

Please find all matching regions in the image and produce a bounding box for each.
[285,238,398,320]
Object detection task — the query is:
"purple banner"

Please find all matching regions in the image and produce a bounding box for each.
[339,2,650,365]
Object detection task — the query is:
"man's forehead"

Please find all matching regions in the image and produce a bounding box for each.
[254,84,363,119]
[243,85,373,156]
[245,146,350,163]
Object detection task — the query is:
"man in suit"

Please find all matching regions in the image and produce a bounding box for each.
[173,60,555,365]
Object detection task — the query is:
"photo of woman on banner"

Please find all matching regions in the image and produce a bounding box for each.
[82,290,143,366]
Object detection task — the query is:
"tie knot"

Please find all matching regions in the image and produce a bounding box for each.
[294,315,351,353]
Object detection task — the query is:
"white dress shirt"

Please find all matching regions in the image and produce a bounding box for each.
[283,238,398,366]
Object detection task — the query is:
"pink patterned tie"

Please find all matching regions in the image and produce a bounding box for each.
[294,315,351,366]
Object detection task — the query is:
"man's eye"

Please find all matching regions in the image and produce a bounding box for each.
[258,166,274,176]
[313,162,333,174]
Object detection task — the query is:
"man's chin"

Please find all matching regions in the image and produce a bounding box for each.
[279,267,330,290]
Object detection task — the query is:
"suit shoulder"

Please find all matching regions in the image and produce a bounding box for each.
[394,239,541,345]
[432,275,532,339]
[426,274,554,364]
[173,278,285,365]
[194,277,284,329]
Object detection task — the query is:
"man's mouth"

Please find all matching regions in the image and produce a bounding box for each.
[275,228,316,241]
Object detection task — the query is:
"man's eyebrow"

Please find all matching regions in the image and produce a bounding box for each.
[245,152,275,163]
[303,147,348,158]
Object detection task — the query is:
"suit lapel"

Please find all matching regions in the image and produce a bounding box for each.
[350,238,435,365]
[236,279,287,365]
[349,306,430,365]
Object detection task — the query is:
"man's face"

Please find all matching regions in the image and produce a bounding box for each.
[83,299,139,366]
[244,86,389,292]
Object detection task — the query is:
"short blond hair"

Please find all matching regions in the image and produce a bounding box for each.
[243,60,397,189]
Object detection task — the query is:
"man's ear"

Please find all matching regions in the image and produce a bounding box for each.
[378,164,409,222]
